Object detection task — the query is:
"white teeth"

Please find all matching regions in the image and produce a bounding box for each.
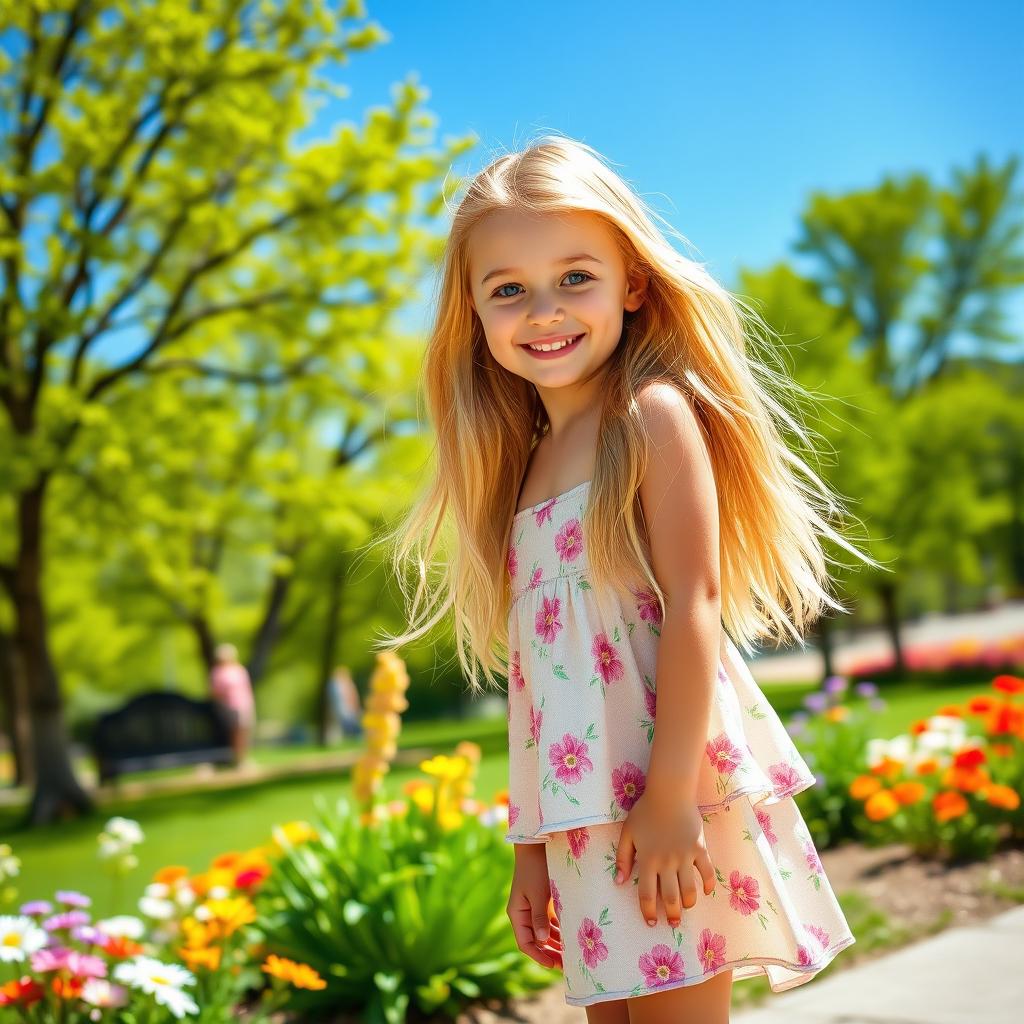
[528,335,580,352]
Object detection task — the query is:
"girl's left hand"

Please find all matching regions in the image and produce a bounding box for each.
[612,787,716,927]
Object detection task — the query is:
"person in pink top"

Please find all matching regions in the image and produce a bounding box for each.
[209,642,256,767]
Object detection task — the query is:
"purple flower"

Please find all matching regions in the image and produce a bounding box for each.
[854,681,878,698]
[55,889,92,908]
[43,910,90,931]
[787,718,806,737]
[803,692,828,713]
[71,924,109,946]
[20,900,53,915]
[812,772,826,788]
[823,675,848,695]
[869,697,887,712]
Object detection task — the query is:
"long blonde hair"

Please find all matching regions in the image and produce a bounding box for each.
[371,133,884,695]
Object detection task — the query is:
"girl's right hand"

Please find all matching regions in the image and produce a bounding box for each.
[506,844,563,969]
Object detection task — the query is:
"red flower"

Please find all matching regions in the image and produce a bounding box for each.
[992,675,1024,695]
[952,747,986,770]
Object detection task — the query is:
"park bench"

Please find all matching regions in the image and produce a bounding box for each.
[92,691,237,784]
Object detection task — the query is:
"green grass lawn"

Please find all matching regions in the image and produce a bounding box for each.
[1,675,999,918]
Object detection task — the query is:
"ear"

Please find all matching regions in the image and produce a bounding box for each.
[624,269,649,314]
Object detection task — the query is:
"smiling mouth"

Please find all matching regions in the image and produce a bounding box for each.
[523,333,584,354]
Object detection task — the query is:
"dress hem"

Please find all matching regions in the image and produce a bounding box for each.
[562,934,857,1007]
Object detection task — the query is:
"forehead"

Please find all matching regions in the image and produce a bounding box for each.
[468,209,617,271]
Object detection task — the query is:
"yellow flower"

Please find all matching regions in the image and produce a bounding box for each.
[825,706,849,723]
[203,897,257,937]
[420,755,469,781]
[864,789,900,821]
[179,944,221,971]
[261,954,328,991]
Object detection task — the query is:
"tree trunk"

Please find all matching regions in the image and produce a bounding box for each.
[0,629,34,787]
[877,580,905,679]
[815,613,836,680]
[316,555,346,747]
[15,483,94,824]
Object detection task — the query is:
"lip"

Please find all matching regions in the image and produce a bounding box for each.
[521,332,585,360]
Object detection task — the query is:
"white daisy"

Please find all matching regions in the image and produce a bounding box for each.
[95,915,145,940]
[138,896,176,920]
[104,817,145,845]
[113,956,198,1019]
[0,915,49,962]
[81,978,129,1008]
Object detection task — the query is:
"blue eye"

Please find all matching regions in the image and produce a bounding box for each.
[491,270,593,299]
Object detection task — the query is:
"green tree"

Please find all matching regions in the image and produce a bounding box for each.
[0,0,470,824]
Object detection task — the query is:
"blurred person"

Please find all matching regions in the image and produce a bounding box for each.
[209,642,256,767]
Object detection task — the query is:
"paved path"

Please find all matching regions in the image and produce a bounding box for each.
[732,903,1024,1023]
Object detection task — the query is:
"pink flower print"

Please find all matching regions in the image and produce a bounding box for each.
[592,632,624,686]
[549,877,562,919]
[706,733,744,776]
[644,685,657,719]
[507,543,518,580]
[768,761,802,796]
[634,588,663,626]
[535,595,563,644]
[805,923,830,950]
[697,928,727,973]
[611,761,646,811]
[804,839,823,874]
[638,943,685,988]
[578,917,609,970]
[549,733,595,785]
[554,518,584,563]
[509,649,525,692]
[534,499,557,525]
[567,827,590,860]
[508,802,520,827]
[727,870,760,915]
[755,806,778,847]
[529,566,543,589]
[796,944,813,967]
[529,704,542,746]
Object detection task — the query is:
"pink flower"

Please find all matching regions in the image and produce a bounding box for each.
[43,910,90,931]
[592,633,624,685]
[534,595,563,644]
[534,499,558,525]
[634,588,663,626]
[567,827,590,860]
[507,543,518,579]
[768,762,802,796]
[508,802,520,827]
[20,900,52,915]
[578,917,609,970]
[796,944,813,966]
[549,733,595,785]
[509,650,525,691]
[705,733,744,776]
[638,943,685,987]
[554,518,585,563]
[804,840,822,874]
[529,566,543,589]
[755,806,778,846]
[611,761,646,811]
[550,877,562,919]
[644,685,657,719]
[727,870,760,915]
[56,890,91,908]
[697,928,727,973]
[805,923,830,949]
[529,704,543,745]
[32,946,107,978]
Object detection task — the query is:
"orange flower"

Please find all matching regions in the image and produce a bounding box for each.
[967,695,998,714]
[935,704,963,717]
[909,719,930,736]
[51,976,84,999]
[990,743,1016,758]
[981,784,1021,810]
[864,790,900,821]
[825,706,849,723]
[891,781,926,805]
[493,788,510,806]
[153,865,190,885]
[952,747,986,770]
[870,756,904,781]
[932,790,969,823]
[179,945,222,971]
[992,675,1024,695]
[849,775,882,800]
[0,977,44,1007]
[103,936,145,959]
[943,765,990,792]
[914,757,940,775]
[262,954,328,991]
[211,852,243,870]
[987,705,1024,736]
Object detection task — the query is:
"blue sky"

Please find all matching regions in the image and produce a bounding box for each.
[321,0,1024,343]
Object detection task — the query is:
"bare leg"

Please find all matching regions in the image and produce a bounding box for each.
[627,969,733,1024]
[586,998,630,1024]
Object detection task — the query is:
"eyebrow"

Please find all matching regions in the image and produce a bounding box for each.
[479,253,603,286]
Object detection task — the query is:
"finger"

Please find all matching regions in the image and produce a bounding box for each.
[680,862,699,910]
[510,906,561,968]
[696,847,716,894]
[659,868,682,927]
[614,828,634,885]
[638,860,660,926]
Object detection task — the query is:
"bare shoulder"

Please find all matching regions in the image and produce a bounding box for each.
[634,381,707,462]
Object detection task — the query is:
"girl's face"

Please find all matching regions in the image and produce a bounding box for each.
[467,209,645,389]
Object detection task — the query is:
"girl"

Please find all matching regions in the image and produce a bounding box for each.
[377,134,881,1024]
